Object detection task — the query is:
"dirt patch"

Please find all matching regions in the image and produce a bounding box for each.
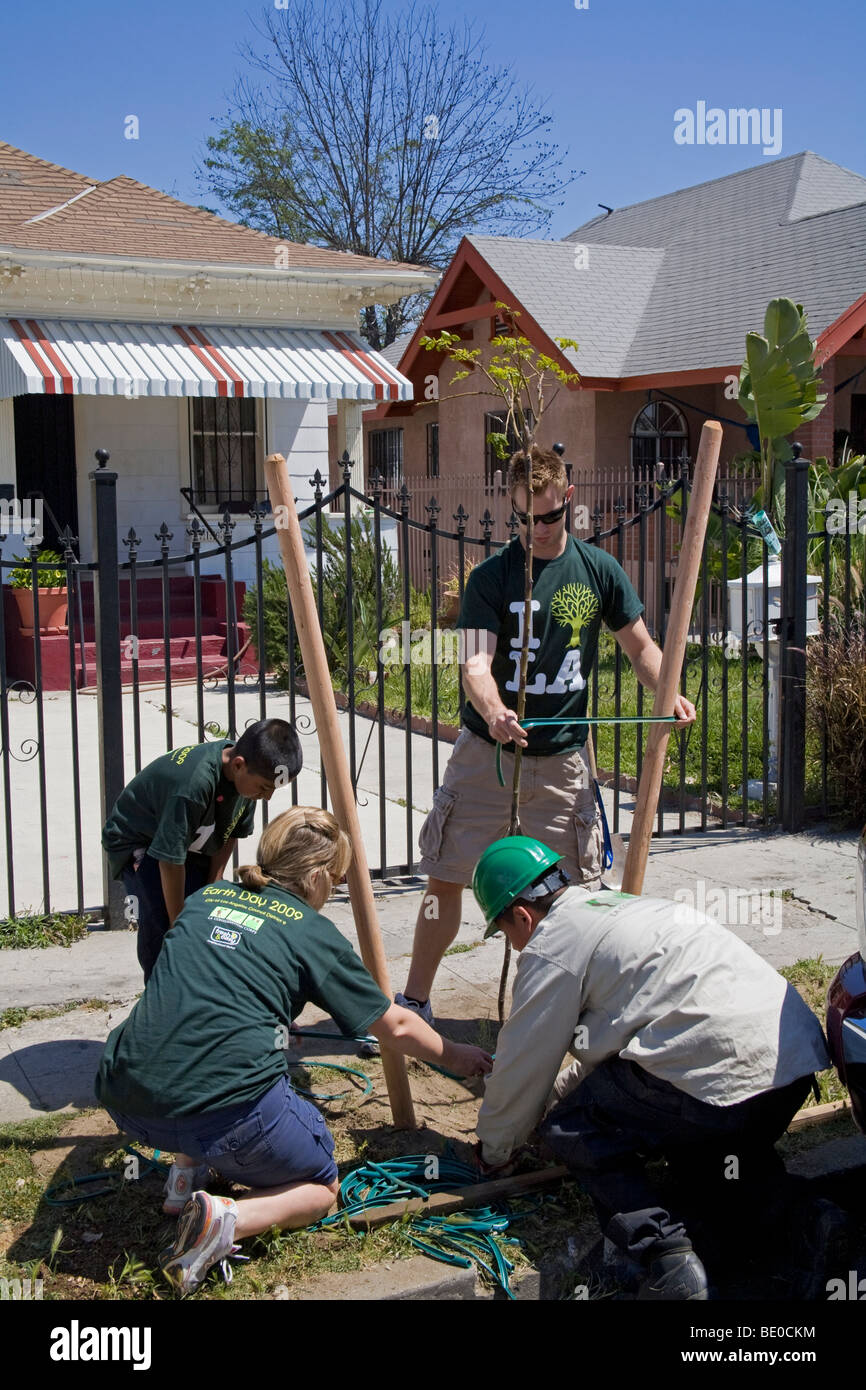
[30,1110,122,1182]
[0,1037,505,1301]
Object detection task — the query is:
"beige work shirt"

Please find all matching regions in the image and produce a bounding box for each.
[477,886,830,1167]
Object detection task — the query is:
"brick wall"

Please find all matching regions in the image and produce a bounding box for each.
[793,356,835,462]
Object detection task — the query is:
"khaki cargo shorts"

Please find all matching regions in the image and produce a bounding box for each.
[417,728,603,889]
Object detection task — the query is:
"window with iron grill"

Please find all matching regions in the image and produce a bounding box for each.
[630,401,688,484]
[190,398,259,510]
[427,422,439,479]
[369,428,404,488]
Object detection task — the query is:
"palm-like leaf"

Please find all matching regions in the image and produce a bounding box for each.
[738,298,827,516]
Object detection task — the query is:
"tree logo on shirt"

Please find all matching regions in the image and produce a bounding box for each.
[550,584,599,648]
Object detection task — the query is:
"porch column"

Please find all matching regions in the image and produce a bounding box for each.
[0,399,15,490]
[335,399,365,511]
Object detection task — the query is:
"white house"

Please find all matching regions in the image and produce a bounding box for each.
[0,142,438,585]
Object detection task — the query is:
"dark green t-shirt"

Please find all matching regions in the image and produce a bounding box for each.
[95,880,391,1117]
[102,739,257,880]
[456,537,643,755]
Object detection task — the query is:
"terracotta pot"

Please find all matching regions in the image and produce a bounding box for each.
[439,594,460,624]
[12,586,68,634]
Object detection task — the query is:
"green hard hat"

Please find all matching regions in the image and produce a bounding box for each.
[472,836,565,936]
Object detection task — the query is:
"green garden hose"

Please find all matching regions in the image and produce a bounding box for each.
[311,1153,536,1297]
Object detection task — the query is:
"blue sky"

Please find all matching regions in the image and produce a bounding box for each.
[2,0,863,240]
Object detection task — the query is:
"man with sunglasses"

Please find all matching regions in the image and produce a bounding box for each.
[394,445,695,1026]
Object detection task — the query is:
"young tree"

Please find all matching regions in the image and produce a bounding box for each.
[200,0,579,347]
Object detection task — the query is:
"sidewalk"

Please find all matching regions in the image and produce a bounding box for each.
[0,822,861,1124]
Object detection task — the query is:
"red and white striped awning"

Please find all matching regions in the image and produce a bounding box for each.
[0,318,413,401]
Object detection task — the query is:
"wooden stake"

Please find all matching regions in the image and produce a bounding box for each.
[347,1163,569,1230]
[621,420,723,896]
[264,453,415,1129]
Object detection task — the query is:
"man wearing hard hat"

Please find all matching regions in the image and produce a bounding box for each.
[471,836,835,1300]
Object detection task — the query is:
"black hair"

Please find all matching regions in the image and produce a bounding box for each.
[231,719,302,782]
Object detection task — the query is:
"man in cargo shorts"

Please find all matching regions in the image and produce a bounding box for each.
[396,446,696,1023]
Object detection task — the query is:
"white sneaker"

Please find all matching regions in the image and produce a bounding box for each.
[159,1191,246,1296]
[163,1162,209,1216]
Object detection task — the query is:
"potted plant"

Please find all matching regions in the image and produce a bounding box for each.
[439,557,478,624]
[8,549,68,633]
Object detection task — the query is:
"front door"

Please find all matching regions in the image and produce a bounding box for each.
[13,394,78,549]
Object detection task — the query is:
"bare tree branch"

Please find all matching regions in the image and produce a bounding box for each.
[199,0,580,344]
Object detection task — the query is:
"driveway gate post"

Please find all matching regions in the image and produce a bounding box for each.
[90,449,125,926]
[779,444,809,831]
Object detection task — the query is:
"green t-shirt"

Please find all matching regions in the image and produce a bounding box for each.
[456,537,643,755]
[101,739,257,880]
[95,880,391,1117]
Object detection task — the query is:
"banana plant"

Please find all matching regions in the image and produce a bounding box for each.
[737,297,827,530]
[807,451,866,606]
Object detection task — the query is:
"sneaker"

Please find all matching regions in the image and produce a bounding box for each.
[159,1191,244,1296]
[359,993,435,1057]
[163,1162,209,1216]
[637,1240,709,1300]
[394,992,435,1026]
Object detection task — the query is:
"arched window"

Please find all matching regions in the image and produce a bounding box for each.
[630,400,688,481]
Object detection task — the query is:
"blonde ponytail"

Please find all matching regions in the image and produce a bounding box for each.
[237,806,352,905]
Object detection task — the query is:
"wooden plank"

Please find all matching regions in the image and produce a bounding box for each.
[347,1164,569,1230]
[788,1098,851,1131]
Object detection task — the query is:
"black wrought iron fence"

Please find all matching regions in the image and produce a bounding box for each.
[0,448,841,924]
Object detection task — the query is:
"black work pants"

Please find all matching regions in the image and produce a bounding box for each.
[539,1056,813,1264]
[121,855,209,982]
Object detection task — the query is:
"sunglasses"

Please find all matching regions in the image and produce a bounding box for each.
[511,500,569,526]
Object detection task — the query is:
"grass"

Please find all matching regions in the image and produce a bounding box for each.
[779,956,848,1106]
[444,941,481,956]
[0,912,91,950]
[360,631,787,809]
[0,999,118,1031]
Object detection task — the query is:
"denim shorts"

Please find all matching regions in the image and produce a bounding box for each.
[106,1075,338,1187]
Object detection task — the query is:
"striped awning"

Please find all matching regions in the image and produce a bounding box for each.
[0,318,413,401]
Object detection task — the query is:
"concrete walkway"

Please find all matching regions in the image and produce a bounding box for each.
[0,821,861,1124]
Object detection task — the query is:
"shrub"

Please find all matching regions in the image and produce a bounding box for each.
[244,511,405,692]
[807,620,866,825]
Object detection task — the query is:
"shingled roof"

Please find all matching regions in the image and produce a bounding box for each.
[467,152,866,379]
[0,142,429,275]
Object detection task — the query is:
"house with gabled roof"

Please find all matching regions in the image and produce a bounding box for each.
[366,152,866,504]
[0,141,437,574]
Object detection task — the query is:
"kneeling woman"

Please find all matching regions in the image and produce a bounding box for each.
[95,806,491,1294]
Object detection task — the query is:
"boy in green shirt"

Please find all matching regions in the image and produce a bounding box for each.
[102,718,302,980]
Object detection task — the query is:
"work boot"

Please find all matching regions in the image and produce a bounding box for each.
[637,1238,709,1300]
[789,1197,849,1299]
